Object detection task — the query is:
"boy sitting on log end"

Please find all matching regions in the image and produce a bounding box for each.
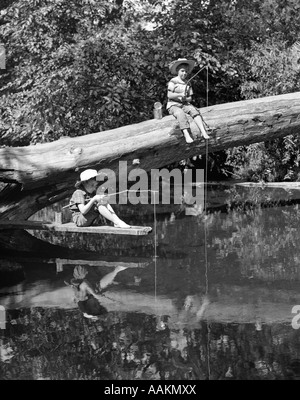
[166,58,210,144]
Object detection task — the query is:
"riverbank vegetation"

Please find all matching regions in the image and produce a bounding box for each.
[1,0,300,181]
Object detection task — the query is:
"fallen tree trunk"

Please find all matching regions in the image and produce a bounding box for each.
[1,91,300,220]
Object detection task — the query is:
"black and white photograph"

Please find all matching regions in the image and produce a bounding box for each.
[1,0,300,383]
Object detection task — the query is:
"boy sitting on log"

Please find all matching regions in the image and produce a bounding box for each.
[166,58,210,144]
[69,169,131,228]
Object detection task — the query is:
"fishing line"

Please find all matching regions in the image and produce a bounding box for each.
[65,188,159,283]
[204,64,211,381]
[206,66,209,108]
[181,61,211,378]
[153,191,157,307]
[95,188,159,307]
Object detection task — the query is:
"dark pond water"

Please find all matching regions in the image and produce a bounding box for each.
[1,183,300,380]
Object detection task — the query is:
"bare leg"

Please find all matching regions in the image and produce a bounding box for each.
[194,115,210,139]
[106,203,117,214]
[98,204,130,228]
[98,266,128,290]
[182,129,194,144]
[168,106,193,143]
[196,295,210,320]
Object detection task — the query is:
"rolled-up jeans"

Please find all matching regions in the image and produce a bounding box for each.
[168,104,200,130]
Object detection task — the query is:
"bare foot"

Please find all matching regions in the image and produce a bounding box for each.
[115,265,128,272]
[83,313,99,320]
[183,133,194,143]
[114,221,131,228]
[201,131,210,140]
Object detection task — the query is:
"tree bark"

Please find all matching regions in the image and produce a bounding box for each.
[1,91,300,220]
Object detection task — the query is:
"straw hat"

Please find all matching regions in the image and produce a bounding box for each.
[169,58,195,75]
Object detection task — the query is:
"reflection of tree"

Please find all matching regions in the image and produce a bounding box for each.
[23,184,300,280]
[0,224,187,264]
[207,203,300,281]
[1,307,300,380]
[3,185,300,379]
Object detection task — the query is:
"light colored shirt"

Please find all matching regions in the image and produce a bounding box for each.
[69,189,98,216]
[166,76,193,109]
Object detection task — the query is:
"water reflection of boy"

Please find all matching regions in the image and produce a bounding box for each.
[66,265,127,319]
[69,279,107,318]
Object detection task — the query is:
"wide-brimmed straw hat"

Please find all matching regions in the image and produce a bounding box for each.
[169,58,196,75]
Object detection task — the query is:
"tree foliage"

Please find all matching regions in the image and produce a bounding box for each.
[1,0,300,180]
[0,0,251,146]
[0,0,159,145]
[226,38,300,181]
[2,305,298,380]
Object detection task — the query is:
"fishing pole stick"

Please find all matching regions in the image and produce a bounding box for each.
[186,64,207,86]
[184,64,208,100]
